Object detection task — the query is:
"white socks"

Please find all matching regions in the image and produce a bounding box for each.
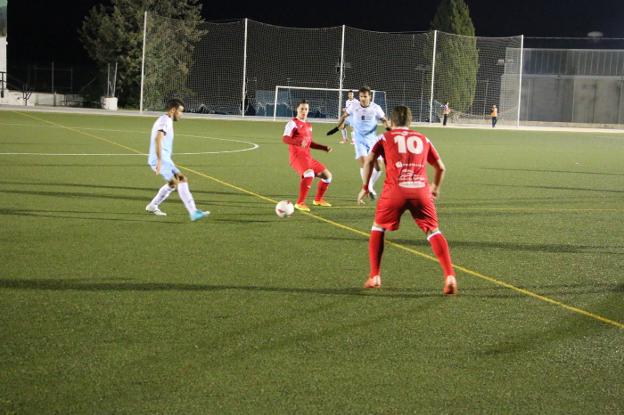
[177,182,197,214]
[360,167,382,193]
[149,184,175,207]
[370,168,382,192]
[341,128,347,141]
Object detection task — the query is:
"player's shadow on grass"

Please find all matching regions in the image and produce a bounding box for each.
[0,163,140,168]
[0,181,248,198]
[307,235,623,255]
[0,278,452,299]
[480,167,624,177]
[0,181,156,192]
[212,217,275,223]
[439,196,584,208]
[0,208,176,224]
[0,188,152,202]
[2,278,617,300]
[478,283,624,356]
[484,183,624,194]
[393,238,623,255]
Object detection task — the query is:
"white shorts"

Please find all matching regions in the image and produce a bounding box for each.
[353,132,381,159]
[354,140,372,159]
[149,160,180,181]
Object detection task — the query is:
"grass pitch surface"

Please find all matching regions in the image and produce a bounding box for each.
[1,110,623,414]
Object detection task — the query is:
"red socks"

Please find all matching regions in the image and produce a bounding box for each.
[297,176,313,204]
[428,232,454,277]
[368,229,453,282]
[369,229,385,277]
[314,180,329,201]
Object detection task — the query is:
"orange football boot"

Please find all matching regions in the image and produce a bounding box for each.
[294,203,311,212]
[443,275,457,295]
[363,275,381,289]
[312,199,332,207]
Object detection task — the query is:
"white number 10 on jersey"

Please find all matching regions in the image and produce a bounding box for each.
[394,135,424,154]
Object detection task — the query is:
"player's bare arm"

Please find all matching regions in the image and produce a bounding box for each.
[429,158,446,200]
[154,131,164,175]
[327,112,349,135]
[310,141,333,153]
[381,117,391,130]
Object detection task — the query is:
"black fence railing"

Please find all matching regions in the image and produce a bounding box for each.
[0,71,5,98]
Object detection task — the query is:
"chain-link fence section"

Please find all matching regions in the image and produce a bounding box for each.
[141,14,623,127]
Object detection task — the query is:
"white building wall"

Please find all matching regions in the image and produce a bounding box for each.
[0,36,5,73]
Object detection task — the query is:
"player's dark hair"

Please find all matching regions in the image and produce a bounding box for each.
[166,98,185,111]
[358,85,372,95]
[391,106,412,127]
[296,99,309,108]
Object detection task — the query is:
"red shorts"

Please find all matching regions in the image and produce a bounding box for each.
[374,188,439,232]
[290,156,326,176]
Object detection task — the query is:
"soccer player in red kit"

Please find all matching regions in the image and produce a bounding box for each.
[283,99,333,212]
[357,106,457,295]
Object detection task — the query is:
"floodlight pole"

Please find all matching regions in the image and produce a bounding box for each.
[139,11,147,113]
[51,61,55,106]
[516,34,524,128]
[241,18,248,117]
[337,25,346,119]
[428,30,437,124]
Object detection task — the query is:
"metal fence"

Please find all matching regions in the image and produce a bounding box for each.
[141,15,524,125]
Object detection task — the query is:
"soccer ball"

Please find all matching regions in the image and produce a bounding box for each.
[275,200,294,218]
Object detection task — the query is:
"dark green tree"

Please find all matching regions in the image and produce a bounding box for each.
[79,0,204,108]
[429,0,479,115]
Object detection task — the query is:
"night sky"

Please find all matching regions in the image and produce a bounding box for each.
[7,0,624,66]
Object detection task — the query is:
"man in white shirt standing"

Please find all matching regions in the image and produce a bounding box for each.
[145,98,210,221]
[338,90,357,144]
[329,86,390,200]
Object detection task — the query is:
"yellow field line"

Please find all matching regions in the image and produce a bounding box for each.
[15,111,624,330]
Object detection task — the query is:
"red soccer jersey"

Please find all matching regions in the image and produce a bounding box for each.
[371,127,440,195]
[282,117,313,164]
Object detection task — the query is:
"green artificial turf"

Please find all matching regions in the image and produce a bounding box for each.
[1,110,623,414]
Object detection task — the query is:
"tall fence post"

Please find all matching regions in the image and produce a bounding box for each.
[516,34,524,127]
[273,86,279,121]
[241,18,248,117]
[337,24,346,119]
[51,61,55,106]
[139,11,147,113]
[428,30,437,124]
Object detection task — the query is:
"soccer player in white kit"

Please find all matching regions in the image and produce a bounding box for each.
[145,99,210,221]
[331,86,390,199]
[339,90,357,144]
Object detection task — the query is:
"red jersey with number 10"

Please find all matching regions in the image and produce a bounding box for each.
[371,128,440,196]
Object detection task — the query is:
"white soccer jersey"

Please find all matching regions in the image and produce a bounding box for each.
[148,114,174,165]
[347,101,385,141]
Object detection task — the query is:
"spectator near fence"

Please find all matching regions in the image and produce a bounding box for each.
[490,104,498,128]
[441,102,450,126]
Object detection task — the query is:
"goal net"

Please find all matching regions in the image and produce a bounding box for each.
[141,15,523,126]
[270,86,387,121]
[142,14,244,113]
[343,28,435,123]
[432,32,523,125]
